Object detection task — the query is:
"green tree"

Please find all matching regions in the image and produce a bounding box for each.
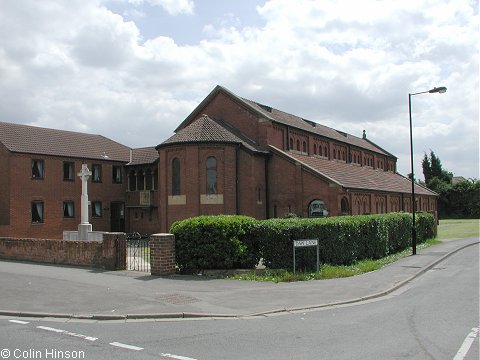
[422,151,452,184]
[422,151,479,219]
[422,153,432,184]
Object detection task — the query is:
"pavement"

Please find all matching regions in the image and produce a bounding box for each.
[0,237,478,321]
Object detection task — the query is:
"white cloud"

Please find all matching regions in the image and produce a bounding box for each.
[0,0,477,179]
[145,0,194,15]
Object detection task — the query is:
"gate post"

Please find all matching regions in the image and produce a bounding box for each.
[150,233,176,275]
[102,232,126,270]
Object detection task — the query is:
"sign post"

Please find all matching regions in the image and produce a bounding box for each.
[293,239,319,274]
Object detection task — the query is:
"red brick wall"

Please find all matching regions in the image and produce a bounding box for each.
[268,152,337,217]
[157,141,270,231]
[2,153,127,239]
[0,144,10,226]
[0,233,124,270]
[185,92,261,144]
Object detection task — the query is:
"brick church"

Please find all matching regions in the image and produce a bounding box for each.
[0,85,437,239]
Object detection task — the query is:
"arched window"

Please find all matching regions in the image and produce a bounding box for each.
[303,141,307,153]
[296,140,300,151]
[289,138,294,150]
[172,158,180,195]
[333,149,337,159]
[206,156,217,195]
[137,170,145,191]
[341,197,349,213]
[128,170,136,191]
[319,145,323,156]
[313,144,317,155]
[145,169,152,190]
[308,199,328,217]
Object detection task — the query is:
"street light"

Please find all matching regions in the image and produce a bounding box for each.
[408,86,447,255]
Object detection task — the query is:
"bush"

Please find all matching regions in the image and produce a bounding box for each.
[170,212,436,272]
[170,215,259,272]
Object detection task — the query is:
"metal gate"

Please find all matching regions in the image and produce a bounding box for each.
[126,233,150,272]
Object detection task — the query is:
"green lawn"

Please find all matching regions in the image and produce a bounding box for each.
[437,219,479,240]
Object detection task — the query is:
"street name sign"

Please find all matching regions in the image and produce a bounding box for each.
[293,238,319,274]
[294,239,318,247]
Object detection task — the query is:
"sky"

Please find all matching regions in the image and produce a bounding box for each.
[0,0,478,180]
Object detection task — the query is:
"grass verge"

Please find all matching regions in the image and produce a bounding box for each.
[228,238,441,283]
[437,219,479,240]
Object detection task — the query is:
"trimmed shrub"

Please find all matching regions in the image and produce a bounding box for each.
[170,215,259,272]
[170,212,436,272]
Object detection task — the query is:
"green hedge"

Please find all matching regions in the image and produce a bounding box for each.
[170,215,260,272]
[170,212,436,272]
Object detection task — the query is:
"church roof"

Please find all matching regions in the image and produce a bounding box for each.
[157,115,263,153]
[177,85,394,158]
[272,147,436,196]
[0,121,131,162]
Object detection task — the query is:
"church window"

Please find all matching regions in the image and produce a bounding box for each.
[206,156,217,195]
[172,158,180,196]
[341,197,349,213]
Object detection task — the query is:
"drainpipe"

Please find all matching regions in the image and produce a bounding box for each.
[264,153,270,219]
[236,144,240,215]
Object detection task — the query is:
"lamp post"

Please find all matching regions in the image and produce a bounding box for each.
[408,86,447,255]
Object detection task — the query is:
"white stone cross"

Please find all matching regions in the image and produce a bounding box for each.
[77,164,92,239]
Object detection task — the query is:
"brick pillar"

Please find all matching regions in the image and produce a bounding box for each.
[150,233,176,275]
[102,232,126,270]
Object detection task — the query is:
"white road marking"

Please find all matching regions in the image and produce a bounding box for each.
[453,326,479,360]
[110,342,144,351]
[37,326,98,341]
[160,353,198,360]
[9,320,30,324]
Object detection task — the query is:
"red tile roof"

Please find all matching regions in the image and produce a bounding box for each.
[273,147,436,196]
[177,85,393,157]
[158,115,263,153]
[0,121,131,162]
[127,147,159,166]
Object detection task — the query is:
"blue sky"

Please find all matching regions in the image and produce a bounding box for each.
[0,0,478,179]
[106,0,265,44]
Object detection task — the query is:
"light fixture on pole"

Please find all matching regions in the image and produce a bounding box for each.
[408,86,447,255]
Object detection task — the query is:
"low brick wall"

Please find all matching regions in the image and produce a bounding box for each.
[0,232,125,270]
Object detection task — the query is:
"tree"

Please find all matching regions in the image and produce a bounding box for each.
[422,151,479,219]
[422,153,432,184]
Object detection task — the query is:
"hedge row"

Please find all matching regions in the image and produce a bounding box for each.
[170,212,436,272]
